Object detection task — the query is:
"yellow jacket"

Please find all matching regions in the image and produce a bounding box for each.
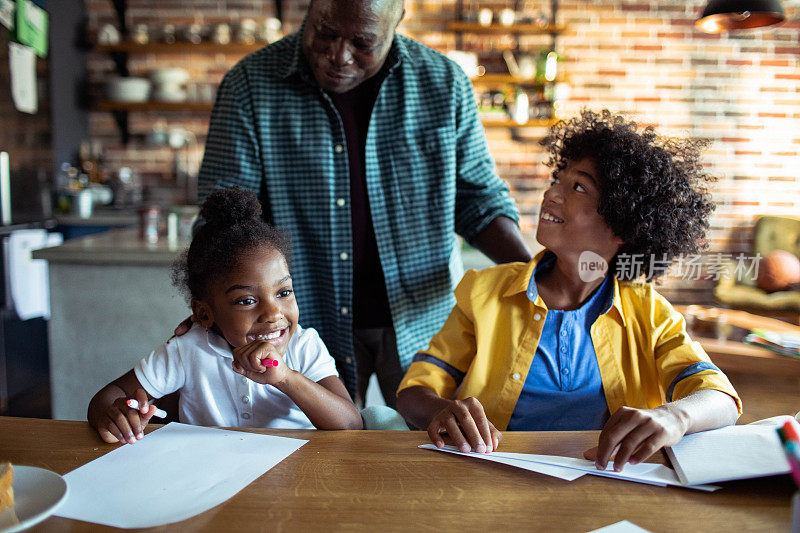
[398,252,742,431]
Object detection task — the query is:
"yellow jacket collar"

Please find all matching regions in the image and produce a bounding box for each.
[502,249,627,327]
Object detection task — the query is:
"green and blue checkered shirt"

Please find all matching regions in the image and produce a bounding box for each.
[198,29,519,397]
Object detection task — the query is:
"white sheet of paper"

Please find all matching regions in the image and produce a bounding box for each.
[419,444,585,481]
[56,423,307,528]
[665,417,793,485]
[589,520,652,533]
[8,42,37,114]
[421,445,718,491]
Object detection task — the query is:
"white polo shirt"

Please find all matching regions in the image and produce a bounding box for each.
[134,322,339,429]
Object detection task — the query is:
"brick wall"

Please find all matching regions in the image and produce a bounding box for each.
[84,0,800,304]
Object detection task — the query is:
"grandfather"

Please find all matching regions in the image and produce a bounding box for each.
[197,0,531,407]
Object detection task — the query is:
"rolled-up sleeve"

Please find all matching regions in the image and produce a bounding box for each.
[451,68,519,241]
[653,295,742,415]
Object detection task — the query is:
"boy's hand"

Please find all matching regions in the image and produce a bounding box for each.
[583,405,687,472]
[96,388,156,445]
[231,340,289,386]
[427,397,501,454]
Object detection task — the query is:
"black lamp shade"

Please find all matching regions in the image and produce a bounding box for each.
[696,0,785,33]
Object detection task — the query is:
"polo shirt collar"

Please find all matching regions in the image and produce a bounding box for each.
[505,249,627,326]
[203,326,234,360]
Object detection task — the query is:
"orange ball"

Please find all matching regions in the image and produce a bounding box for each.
[757,250,800,293]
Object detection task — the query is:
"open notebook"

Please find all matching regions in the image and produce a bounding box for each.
[665,415,797,485]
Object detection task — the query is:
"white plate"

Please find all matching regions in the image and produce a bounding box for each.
[0,466,68,533]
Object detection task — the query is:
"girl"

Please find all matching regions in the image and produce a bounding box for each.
[88,187,362,444]
[396,110,741,471]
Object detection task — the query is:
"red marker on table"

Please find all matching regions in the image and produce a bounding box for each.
[260,358,279,367]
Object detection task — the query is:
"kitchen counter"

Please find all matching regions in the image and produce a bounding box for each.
[55,208,139,227]
[33,228,190,420]
[33,227,188,265]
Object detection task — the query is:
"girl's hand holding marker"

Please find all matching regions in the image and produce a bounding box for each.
[231,335,287,386]
[127,399,167,419]
[95,389,157,445]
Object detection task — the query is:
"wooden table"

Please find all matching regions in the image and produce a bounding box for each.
[0,417,792,532]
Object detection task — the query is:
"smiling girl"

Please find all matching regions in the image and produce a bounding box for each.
[397,110,741,471]
[88,187,362,444]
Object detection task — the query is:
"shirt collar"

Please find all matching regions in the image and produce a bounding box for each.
[198,323,234,360]
[508,249,627,326]
[277,19,406,84]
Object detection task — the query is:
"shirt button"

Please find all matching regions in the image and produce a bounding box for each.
[345,356,353,364]
[242,413,251,420]
[533,313,542,321]
[340,306,349,315]
[560,330,567,337]
[336,198,346,207]
[241,377,247,384]
[334,144,344,153]
[339,252,349,261]
[242,396,250,404]
[561,367,570,375]
[560,346,567,353]
[512,372,521,380]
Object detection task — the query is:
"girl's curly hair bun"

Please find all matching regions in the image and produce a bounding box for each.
[200,186,262,228]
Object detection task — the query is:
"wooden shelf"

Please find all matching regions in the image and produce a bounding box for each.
[94,41,265,54]
[95,101,214,112]
[448,22,565,34]
[471,74,564,85]
[481,118,556,128]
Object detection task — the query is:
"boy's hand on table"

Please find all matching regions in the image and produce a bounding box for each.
[428,397,501,454]
[231,340,288,386]
[584,405,687,472]
[97,388,156,445]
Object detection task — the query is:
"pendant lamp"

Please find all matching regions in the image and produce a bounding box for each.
[696,0,785,33]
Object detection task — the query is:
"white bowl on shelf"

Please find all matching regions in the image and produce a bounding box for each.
[150,68,190,87]
[106,76,151,103]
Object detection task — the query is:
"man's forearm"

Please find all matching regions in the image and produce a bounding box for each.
[469,216,532,264]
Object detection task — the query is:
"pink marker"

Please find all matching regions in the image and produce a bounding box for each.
[127,399,167,418]
[260,358,279,367]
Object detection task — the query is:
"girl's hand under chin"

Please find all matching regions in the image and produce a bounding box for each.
[231,339,290,386]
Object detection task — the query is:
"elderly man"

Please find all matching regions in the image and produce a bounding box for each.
[197,0,531,408]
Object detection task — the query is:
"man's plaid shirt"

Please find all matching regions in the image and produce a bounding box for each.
[198,29,519,397]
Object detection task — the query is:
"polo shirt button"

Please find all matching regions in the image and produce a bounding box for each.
[340,306,349,315]
[533,313,542,321]
[242,396,250,404]
[334,144,344,153]
[339,252,349,260]
[512,372,521,380]
[336,198,346,207]
[242,413,251,420]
